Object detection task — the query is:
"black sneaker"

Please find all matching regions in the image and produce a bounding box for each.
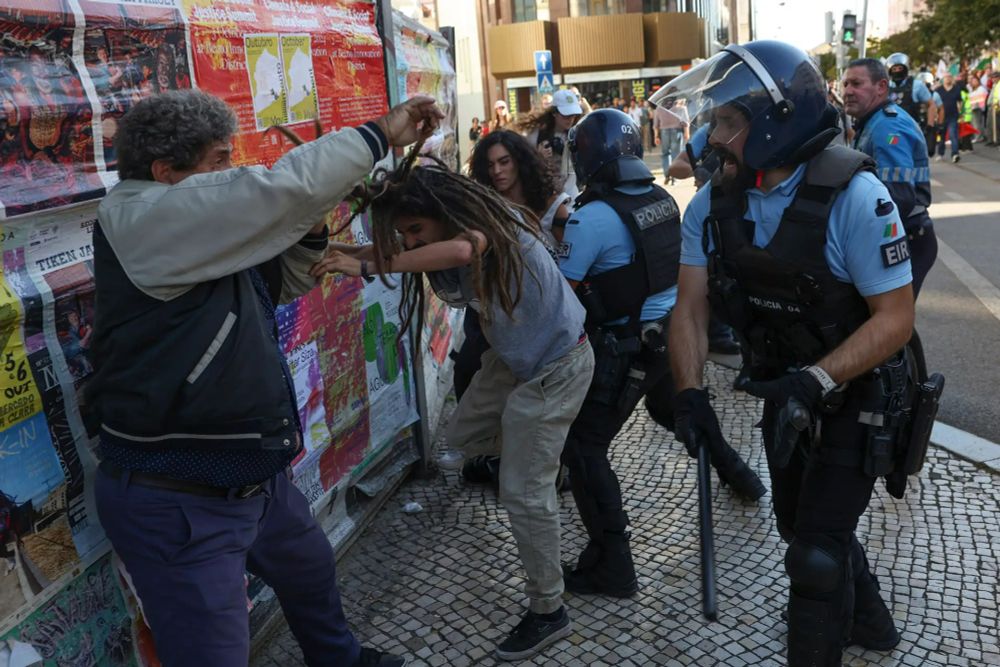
[357,647,407,667]
[952,154,960,163]
[495,608,572,661]
[461,455,500,485]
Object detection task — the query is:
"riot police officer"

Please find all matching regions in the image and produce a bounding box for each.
[843,58,937,298]
[885,53,936,154]
[557,109,765,598]
[656,41,918,665]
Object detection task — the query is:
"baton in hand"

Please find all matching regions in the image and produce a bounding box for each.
[693,431,718,621]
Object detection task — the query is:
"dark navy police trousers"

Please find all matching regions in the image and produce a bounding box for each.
[95,466,360,667]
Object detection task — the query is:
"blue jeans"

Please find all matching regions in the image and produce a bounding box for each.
[937,118,960,157]
[96,467,360,667]
[660,128,684,175]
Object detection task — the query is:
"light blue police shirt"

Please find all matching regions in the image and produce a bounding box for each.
[680,165,912,298]
[889,78,932,104]
[559,183,676,321]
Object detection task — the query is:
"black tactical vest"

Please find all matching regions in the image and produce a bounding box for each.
[888,78,926,126]
[705,145,874,377]
[580,184,681,331]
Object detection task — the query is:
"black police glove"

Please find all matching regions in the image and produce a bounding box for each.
[673,387,726,459]
[742,370,825,468]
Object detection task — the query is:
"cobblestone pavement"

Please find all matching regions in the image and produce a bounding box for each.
[253,361,1000,667]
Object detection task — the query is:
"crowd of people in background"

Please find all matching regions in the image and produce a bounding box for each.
[467,59,998,183]
[824,62,999,161]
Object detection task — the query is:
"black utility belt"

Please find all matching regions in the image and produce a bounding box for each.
[99,460,266,499]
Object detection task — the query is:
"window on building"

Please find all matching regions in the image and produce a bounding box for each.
[569,0,626,17]
[513,0,537,22]
[643,0,679,11]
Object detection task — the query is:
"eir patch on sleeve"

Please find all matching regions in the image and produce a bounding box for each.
[881,236,910,267]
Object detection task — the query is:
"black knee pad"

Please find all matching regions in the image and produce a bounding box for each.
[785,539,842,597]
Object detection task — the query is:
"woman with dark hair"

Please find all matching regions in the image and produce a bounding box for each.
[515,90,583,198]
[312,154,594,663]
[469,129,571,246]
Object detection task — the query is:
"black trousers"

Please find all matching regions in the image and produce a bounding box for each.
[452,309,490,401]
[907,223,938,299]
[761,382,879,641]
[561,331,673,539]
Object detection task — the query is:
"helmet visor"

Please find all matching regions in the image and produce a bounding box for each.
[649,50,777,148]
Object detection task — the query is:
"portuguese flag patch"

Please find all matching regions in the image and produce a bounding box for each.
[883,222,898,238]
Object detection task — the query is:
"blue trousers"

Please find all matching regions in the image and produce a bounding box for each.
[660,128,684,175]
[95,467,360,667]
[937,118,960,157]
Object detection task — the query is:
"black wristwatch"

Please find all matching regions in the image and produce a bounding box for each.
[360,260,375,283]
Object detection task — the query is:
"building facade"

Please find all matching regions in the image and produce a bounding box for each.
[479,0,744,115]
[886,0,927,36]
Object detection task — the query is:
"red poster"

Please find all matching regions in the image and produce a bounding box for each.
[184,0,388,168]
[0,0,104,217]
[78,0,192,171]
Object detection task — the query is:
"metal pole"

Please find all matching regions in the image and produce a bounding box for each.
[859,0,869,58]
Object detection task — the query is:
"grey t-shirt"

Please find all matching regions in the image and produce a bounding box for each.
[428,229,585,380]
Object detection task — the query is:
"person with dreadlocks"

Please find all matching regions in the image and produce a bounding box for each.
[311,153,594,663]
[451,129,574,485]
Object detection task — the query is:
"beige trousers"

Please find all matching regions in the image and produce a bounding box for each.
[446,340,594,614]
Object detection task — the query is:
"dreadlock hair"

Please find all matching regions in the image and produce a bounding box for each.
[349,144,541,346]
[469,130,558,216]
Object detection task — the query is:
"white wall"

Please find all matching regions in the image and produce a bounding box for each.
[442,0,487,167]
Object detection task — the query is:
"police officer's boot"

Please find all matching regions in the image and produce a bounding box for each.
[786,593,845,667]
[564,529,639,598]
[711,447,766,501]
[847,542,901,650]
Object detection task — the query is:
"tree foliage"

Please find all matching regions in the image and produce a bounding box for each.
[870,0,1000,67]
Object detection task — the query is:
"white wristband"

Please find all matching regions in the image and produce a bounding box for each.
[804,365,838,396]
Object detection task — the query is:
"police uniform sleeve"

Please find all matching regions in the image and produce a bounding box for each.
[679,186,711,267]
[557,204,605,281]
[827,173,912,297]
[871,119,920,219]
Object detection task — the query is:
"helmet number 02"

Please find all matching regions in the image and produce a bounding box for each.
[621,124,634,134]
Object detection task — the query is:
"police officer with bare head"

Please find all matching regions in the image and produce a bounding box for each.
[556,109,765,598]
[658,41,942,665]
[844,57,937,297]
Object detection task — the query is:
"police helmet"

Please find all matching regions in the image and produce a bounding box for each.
[886,53,910,83]
[568,109,652,187]
[648,40,838,171]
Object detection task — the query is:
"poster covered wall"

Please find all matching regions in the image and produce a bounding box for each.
[0,0,428,661]
[391,11,464,434]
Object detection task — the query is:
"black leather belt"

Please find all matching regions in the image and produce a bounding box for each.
[99,460,265,499]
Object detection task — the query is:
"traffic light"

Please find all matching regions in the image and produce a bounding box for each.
[842,12,857,46]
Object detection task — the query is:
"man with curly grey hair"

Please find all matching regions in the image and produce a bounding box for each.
[86,89,442,667]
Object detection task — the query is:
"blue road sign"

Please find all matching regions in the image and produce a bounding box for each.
[534,50,552,74]
[537,72,555,94]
